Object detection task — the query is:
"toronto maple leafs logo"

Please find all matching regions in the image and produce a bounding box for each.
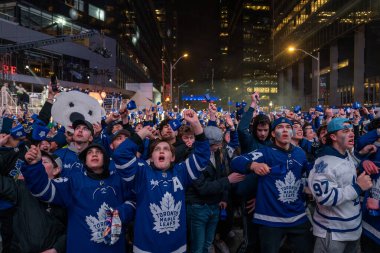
[150,192,181,234]
[314,161,328,173]
[39,131,46,138]
[9,159,24,179]
[275,171,301,203]
[86,202,113,244]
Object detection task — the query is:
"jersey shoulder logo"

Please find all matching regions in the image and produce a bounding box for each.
[275,171,301,203]
[149,192,181,234]
[53,177,69,183]
[314,160,328,173]
[85,202,110,244]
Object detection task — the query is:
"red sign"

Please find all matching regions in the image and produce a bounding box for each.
[1,64,17,74]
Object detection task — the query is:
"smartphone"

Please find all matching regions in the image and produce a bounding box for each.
[51,75,58,92]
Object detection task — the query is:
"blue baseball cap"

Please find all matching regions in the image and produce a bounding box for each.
[293,105,301,113]
[315,105,324,112]
[271,117,293,130]
[352,101,361,110]
[127,100,137,110]
[169,119,182,131]
[327,118,352,133]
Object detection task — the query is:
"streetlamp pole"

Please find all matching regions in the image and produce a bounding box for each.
[288,47,320,104]
[317,51,320,104]
[170,62,173,110]
[177,79,193,109]
[170,53,188,110]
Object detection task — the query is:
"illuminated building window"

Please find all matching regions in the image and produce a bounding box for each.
[311,0,328,13]
[246,87,278,94]
[244,3,270,11]
[74,0,84,11]
[89,4,105,21]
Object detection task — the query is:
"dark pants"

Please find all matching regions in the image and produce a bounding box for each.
[237,214,261,253]
[187,204,220,253]
[0,208,15,253]
[259,221,314,253]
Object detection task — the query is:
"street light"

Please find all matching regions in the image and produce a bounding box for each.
[170,53,189,110]
[288,46,320,104]
[177,79,194,109]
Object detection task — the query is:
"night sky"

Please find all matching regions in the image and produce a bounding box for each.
[176,0,219,84]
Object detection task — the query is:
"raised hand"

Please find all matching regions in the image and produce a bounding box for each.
[136,126,154,140]
[183,110,198,124]
[0,133,10,146]
[208,103,217,121]
[105,113,120,124]
[25,145,41,165]
[183,110,203,135]
[250,92,259,107]
[93,122,102,137]
[119,100,127,112]
[225,113,234,128]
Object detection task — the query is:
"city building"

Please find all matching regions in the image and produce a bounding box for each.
[152,0,178,107]
[0,0,167,102]
[273,0,380,107]
[217,0,277,107]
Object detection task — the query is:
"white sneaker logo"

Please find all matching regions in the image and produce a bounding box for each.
[275,171,301,203]
[150,192,181,234]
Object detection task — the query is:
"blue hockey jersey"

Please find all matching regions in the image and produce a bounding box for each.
[54,146,83,176]
[112,134,210,253]
[21,161,135,253]
[362,148,380,245]
[363,172,380,245]
[231,144,309,227]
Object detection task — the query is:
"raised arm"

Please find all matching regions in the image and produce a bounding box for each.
[177,109,210,186]
[21,145,71,207]
[237,93,259,153]
[112,126,153,192]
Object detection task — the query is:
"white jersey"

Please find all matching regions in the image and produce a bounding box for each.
[308,147,362,241]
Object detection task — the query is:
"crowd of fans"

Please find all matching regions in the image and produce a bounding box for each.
[1,84,380,253]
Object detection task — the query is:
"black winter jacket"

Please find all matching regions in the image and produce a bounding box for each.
[0,176,67,253]
[186,149,229,205]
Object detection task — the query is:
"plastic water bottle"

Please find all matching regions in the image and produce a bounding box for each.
[369,191,380,216]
